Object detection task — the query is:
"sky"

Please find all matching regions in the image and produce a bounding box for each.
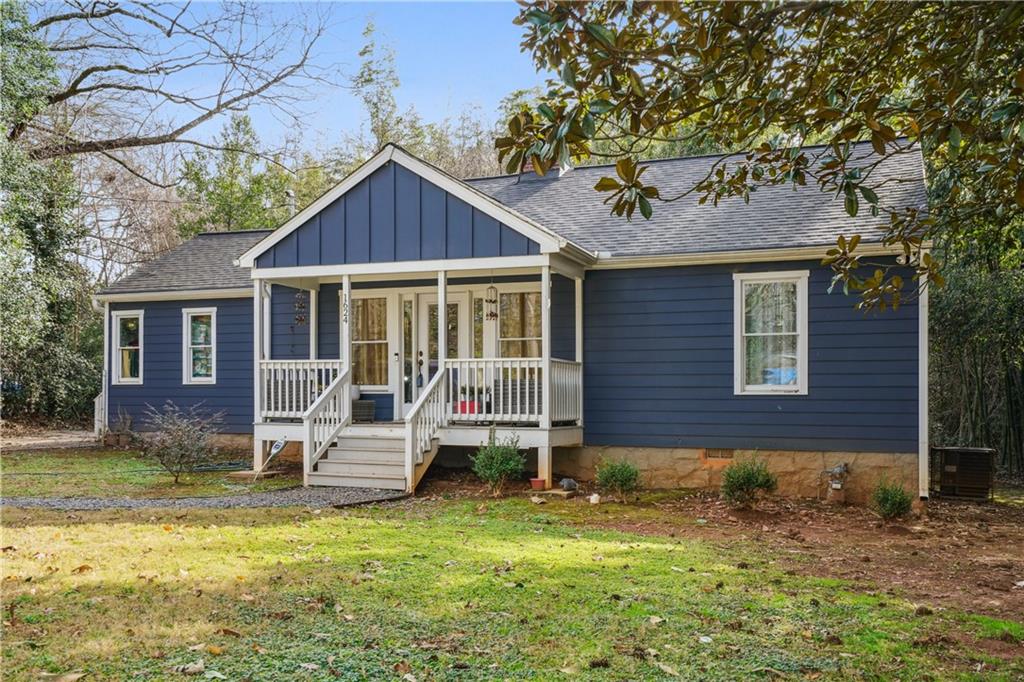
[235,1,549,147]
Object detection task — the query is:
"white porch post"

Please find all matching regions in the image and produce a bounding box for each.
[575,276,584,427]
[539,265,553,489]
[437,270,447,364]
[308,288,318,360]
[253,279,265,471]
[341,275,352,374]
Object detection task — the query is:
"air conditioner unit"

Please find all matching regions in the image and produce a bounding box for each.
[929,446,995,501]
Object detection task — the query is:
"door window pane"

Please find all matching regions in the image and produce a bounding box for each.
[403,300,413,403]
[352,298,388,386]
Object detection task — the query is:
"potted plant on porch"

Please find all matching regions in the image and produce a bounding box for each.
[457,385,479,415]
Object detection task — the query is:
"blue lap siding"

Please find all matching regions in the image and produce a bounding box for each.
[255,162,540,268]
[582,260,919,453]
[107,297,254,433]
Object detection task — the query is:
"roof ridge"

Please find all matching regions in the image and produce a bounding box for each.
[465,137,915,182]
[195,229,275,237]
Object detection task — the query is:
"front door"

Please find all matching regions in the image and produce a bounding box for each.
[400,292,469,416]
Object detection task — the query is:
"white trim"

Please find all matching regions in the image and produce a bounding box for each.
[250,255,549,280]
[235,144,595,268]
[111,309,144,385]
[918,277,930,498]
[95,288,251,303]
[590,243,905,270]
[733,270,809,396]
[182,307,217,385]
[540,265,552,429]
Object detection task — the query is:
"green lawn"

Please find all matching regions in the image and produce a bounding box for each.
[2,498,1021,681]
[0,449,300,498]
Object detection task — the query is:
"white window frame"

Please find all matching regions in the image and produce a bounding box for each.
[182,307,217,385]
[733,270,809,396]
[112,310,144,385]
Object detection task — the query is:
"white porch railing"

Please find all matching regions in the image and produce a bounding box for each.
[261,359,343,419]
[302,367,352,481]
[442,358,582,425]
[404,368,447,491]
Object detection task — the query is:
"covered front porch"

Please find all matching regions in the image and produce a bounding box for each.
[250,258,584,491]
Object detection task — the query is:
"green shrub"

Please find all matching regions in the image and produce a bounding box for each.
[871,479,913,520]
[595,459,640,501]
[720,458,777,508]
[470,432,524,496]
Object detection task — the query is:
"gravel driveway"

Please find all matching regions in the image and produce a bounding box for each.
[1,486,406,510]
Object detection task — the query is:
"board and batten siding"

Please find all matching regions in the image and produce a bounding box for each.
[582,260,919,453]
[107,297,254,433]
[255,161,541,268]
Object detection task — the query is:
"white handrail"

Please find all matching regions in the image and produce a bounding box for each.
[302,367,352,484]
[403,369,447,492]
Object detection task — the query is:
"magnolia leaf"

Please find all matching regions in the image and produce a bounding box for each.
[638,194,653,219]
[560,62,577,89]
[594,177,620,191]
[585,23,615,47]
[589,99,614,114]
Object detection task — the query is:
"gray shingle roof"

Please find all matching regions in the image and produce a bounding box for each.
[97,230,271,295]
[466,141,927,258]
[99,141,927,295]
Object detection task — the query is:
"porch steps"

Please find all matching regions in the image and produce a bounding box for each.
[311,425,408,490]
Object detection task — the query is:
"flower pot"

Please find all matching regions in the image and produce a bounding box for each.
[103,432,118,447]
[529,477,546,490]
[116,433,131,447]
[457,400,478,415]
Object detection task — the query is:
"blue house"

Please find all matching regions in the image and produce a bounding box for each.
[94,142,929,502]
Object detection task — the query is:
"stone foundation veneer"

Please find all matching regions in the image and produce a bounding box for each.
[555,446,918,505]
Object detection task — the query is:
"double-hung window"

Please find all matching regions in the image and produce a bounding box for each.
[498,291,541,358]
[183,308,216,384]
[113,311,143,384]
[733,271,808,395]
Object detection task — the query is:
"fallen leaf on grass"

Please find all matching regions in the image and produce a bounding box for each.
[214,628,241,637]
[698,636,713,644]
[238,593,256,602]
[162,525,173,532]
[187,644,205,652]
[393,661,412,674]
[205,645,224,656]
[36,673,87,681]
[71,565,92,574]
[251,644,267,655]
[655,662,680,677]
[647,616,665,626]
[298,663,319,671]
[170,660,204,675]
[203,672,226,680]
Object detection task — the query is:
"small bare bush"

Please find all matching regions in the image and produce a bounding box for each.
[139,403,224,484]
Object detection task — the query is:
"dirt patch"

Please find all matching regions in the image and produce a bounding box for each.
[417,472,1024,621]
[1,427,97,451]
